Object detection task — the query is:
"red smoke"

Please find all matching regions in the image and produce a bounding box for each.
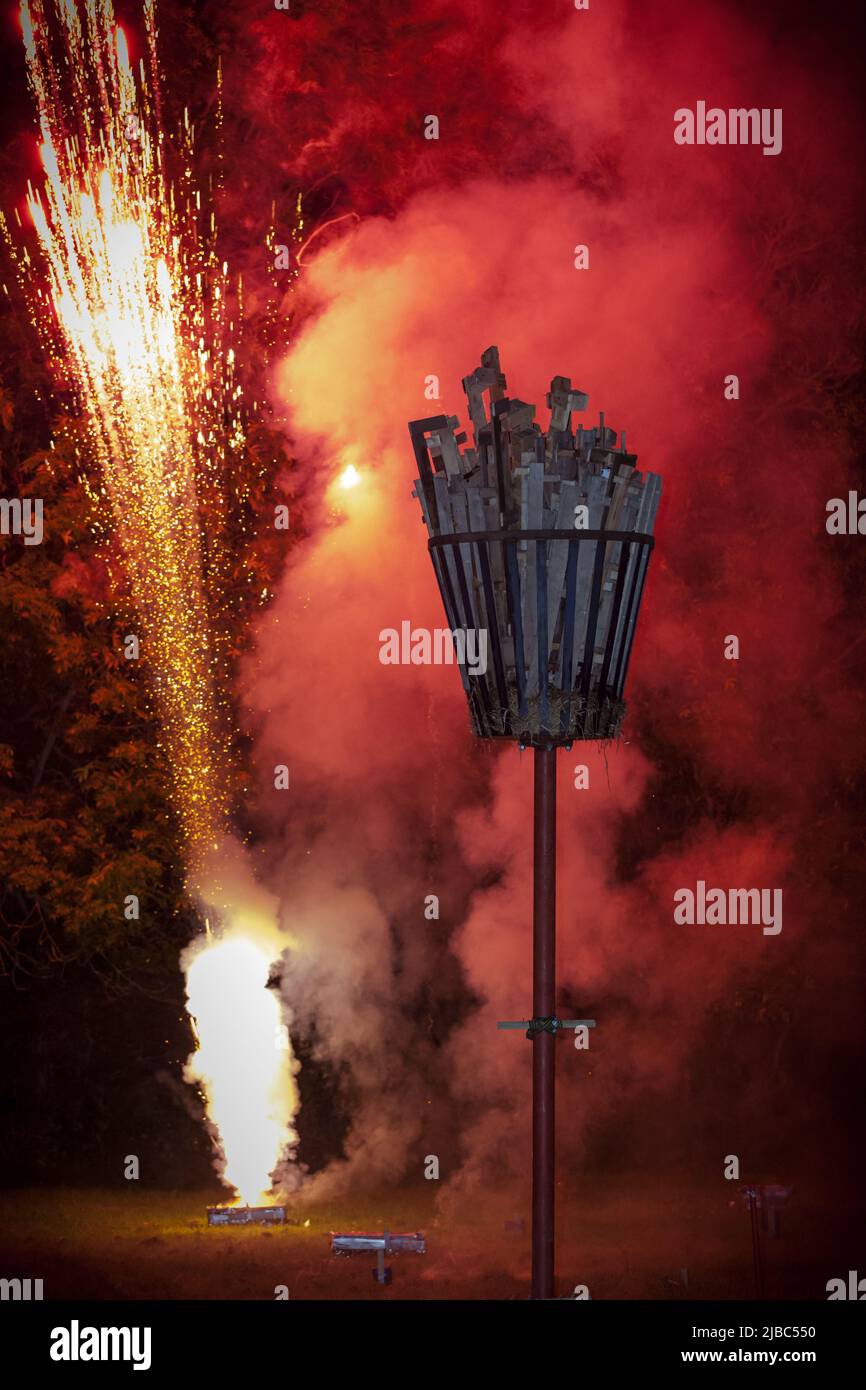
[220,0,865,1206]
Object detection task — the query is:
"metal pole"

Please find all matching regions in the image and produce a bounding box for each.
[531,743,557,1299]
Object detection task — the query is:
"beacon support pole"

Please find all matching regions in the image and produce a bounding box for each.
[410,347,660,1298]
[532,743,557,1299]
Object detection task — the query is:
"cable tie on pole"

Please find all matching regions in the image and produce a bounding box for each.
[526,1015,559,1039]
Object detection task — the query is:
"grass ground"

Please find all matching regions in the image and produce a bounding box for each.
[1,1175,858,1300]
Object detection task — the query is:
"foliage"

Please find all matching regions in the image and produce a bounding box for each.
[0,278,298,988]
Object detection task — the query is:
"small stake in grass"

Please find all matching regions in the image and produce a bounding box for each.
[740,1185,766,1298]
[373,1249,392,1286]
[739,1183,792,1296]
[756,1183,792,1238]
[331,1231,426,1287]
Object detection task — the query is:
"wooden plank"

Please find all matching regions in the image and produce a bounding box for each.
[437,421,464,477]
[411,479,435,535]
[431,472,472,634]
[547,375,589,434]
[462,347,507,447]
[467,486,509,672]
[449,488,479,631]
[545,479,577,684]
[572,469,608,662]
[473,484,509,632]
[461,445,479,480]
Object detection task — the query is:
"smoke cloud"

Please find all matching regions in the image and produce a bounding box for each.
[226,0,864,1205]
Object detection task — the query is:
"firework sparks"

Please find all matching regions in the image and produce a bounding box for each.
[20,0,238,868]
[14,0,298,1206]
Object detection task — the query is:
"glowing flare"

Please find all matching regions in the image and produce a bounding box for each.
[184,932,296,1205]
[339,463,360,489]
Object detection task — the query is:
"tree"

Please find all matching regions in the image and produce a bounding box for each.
[0,283,299,989]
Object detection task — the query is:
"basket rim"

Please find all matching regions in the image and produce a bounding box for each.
[428,527,655,548]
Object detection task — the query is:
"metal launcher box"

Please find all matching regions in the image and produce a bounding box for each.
[207,1205,288,1227]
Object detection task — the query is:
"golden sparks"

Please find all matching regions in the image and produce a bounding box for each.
[17,0,242,873]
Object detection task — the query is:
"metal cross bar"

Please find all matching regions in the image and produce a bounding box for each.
[331,1231,426,1255]
[429,527,655,548]
[498,1017,596,1038]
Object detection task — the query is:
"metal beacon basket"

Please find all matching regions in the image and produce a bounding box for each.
[410,348,661,748]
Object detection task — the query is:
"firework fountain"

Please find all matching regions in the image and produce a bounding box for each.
[11,0,298,1206]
